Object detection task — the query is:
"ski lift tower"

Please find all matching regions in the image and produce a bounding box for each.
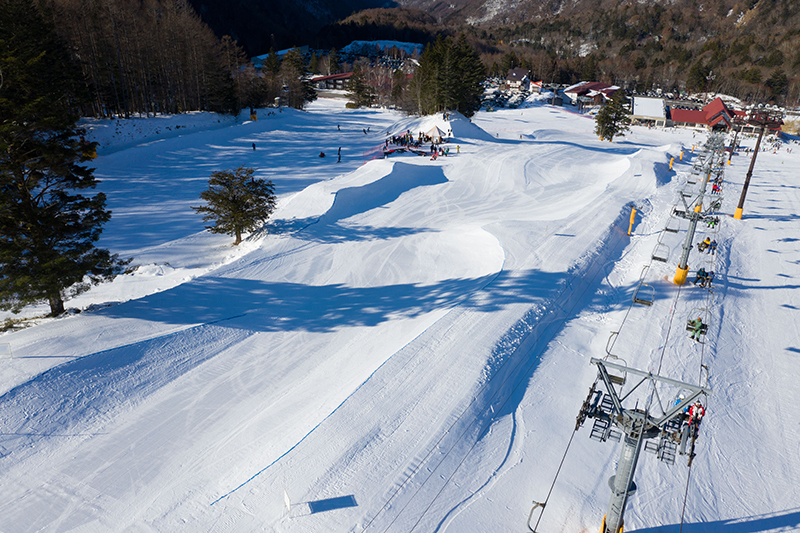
[576,358,711,533]
[733,109,784,219]
[672,133,726,285]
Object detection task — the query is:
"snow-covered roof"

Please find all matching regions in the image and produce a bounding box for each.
[633,97,666,118]
[564,81,603,94]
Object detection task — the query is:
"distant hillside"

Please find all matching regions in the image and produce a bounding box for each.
[388,0,800,104]
[312,8,440,50]
[186,0,394,56]
[189,0,799,104]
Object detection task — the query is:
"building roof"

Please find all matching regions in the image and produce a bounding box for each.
[564,81,613,95]
[670,109,708,124]
[633,96,666,119]
[310,72,353,82]
[507,68,531,82]
[669,97,735,127]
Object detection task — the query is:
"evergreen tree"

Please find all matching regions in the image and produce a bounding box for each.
[454,34,486,117]
[766,68,788,100]
[264,47,281,74]
[280,48,316,109]
[410,35,486,117]
[346,64,375,108]
[191,167,276,245]
[687,61,712,93]
[309,52,319,75]
[0,0,129,316]
[594,90,632,142]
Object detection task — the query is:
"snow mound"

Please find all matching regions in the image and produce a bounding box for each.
[386,111,495,143]
[320,162,448,224]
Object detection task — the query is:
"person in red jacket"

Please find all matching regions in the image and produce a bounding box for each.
[688,401,706,426]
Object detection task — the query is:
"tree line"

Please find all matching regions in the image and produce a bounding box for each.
[40,0,247,117]
[346,35,486,117]
[1,0,129,318]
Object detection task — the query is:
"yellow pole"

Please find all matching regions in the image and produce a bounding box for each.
[669,157,674,170]
[734,207,743,219]
[680,151,684,160]
[694,203,702,213]
[674,265,689,285]
[627,207,637,235]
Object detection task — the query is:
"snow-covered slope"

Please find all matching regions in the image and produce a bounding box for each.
[0,99,798,533]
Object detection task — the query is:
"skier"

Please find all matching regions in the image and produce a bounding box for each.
[697,237,711,252]
[252,143,256,150]
[708,240,717,255]
[319,152,326,158]
[707,216,719,229]
[688,401,705,427]
[338,124,340,131]
[701,271,715,288]
[688,317,704,341]
[693,268,708,286]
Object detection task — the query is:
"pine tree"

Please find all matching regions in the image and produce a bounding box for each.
[346,64,375,108]
[0,0,129,316]
[309,52,319,75]
[454,34,486,117]
[409,35,486,117]
[264,47,281,75]
[594,90,632,142]
[191,167,276,245]
[280,48,316,109]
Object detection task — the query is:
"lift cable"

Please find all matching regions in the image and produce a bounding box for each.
[527,427,579,532]
[362,223,630,533]
[678,460,694,533]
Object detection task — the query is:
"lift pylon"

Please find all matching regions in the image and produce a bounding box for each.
[673,133,726,285]
[576,358,711,533]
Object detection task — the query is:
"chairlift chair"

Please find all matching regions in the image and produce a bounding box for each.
[652,242,670,262]
[686,307,709,336]
[632,281,655,306]
[664,217,681,233]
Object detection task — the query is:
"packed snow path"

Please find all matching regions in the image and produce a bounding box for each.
[0,100,798,532]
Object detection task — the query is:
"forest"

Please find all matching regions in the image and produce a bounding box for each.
[6,0,799,120]
[314,1,800,105]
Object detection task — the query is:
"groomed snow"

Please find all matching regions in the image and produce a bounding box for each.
[1,99,798,533]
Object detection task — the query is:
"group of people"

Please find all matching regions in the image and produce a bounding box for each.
[383,128,460,161]
[675,395,706,428]
[697,237,717,254]
[430,146,451,160]
[386,131,424,149]
[676,395,706,425]
[693,267,715,288]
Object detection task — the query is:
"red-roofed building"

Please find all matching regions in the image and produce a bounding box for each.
[669,97,736,130]
[311,72,353,90]
[563,81,619,105]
